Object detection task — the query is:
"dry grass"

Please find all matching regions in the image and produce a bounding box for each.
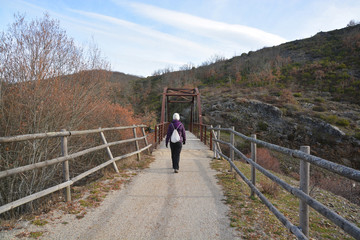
[259,180,280,198]
[0,154,155,234]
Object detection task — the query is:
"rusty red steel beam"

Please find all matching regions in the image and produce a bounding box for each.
[168,100,193,103]
[160,87,167,123]
[167,88,195,92]
[164,93,197,96]
[195,88,202,124]
[160,87,203,130]
[168,96,193,101]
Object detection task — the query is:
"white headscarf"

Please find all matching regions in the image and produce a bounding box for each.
[173,113,180,120]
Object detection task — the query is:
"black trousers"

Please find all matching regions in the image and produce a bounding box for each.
[170,142,182,170]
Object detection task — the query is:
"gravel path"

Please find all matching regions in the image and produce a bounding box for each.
[1,132,240,240]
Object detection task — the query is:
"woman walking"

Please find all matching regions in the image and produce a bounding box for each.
[166,113,186,173]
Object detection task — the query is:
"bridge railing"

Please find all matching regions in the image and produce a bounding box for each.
[0,125,152,215]
[209,126,360,240]
[154,122,169,147]
[192,123,212,150]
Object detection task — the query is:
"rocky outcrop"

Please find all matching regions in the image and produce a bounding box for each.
[202,97,360,169]
[298,116,346,139]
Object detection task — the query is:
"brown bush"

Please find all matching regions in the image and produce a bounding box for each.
[280,89,297,105]
[312,172,360,205]
[253,148,282,173]
[259,180,280,198]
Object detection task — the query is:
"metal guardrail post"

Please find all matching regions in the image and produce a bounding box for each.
[160,124,163,143]
[204,125,207,145]
[154,125,158,147]
[300,146,310,237]
[251,134,257,198]
[197,123,199,138]
[61,129,71,202]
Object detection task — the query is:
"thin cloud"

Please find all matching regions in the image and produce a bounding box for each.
[127,2,287,48]
[67,8,218,75]
[69,9,213,55]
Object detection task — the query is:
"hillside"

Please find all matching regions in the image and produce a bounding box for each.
[108,71,140,83]
[122,24,360,170]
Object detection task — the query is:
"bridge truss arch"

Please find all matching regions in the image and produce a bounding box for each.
[160,87,202,131]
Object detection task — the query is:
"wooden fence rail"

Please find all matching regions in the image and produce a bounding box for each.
[213,127,360,181]
[209,126,360,240]
[0,125,147,143]
[0,125,151,215]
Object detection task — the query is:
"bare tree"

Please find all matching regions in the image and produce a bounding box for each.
[0,13,112,217]
[347,20,360,27]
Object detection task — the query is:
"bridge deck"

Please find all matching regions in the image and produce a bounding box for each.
[5,132,240,239]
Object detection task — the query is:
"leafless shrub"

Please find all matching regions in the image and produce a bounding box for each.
[260,180,280,198]
[247,148,282,173]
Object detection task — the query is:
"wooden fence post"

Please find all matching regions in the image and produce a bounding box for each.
[210,125,213,151]
[211,125,216,158]
[213,126,218,159]
[217,125,221,159]
[133,125,140,160]
[300,146,310,237]
[141,127,151,154]
[99,128,119,173]
[230,126,235,172]
[251,134,257,198]
[61,129,71,202]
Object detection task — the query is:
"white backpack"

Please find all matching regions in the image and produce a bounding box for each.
[170,123,181,143]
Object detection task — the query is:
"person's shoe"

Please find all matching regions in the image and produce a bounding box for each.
[174,169,178,173]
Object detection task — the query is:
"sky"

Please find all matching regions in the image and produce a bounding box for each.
[0,0,359,77]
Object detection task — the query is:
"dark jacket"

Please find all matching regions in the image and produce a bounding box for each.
[166,120,186,145]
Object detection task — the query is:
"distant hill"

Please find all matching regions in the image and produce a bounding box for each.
[108,71,140,83]
[58,70,140,106]
[195,24,360,103]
